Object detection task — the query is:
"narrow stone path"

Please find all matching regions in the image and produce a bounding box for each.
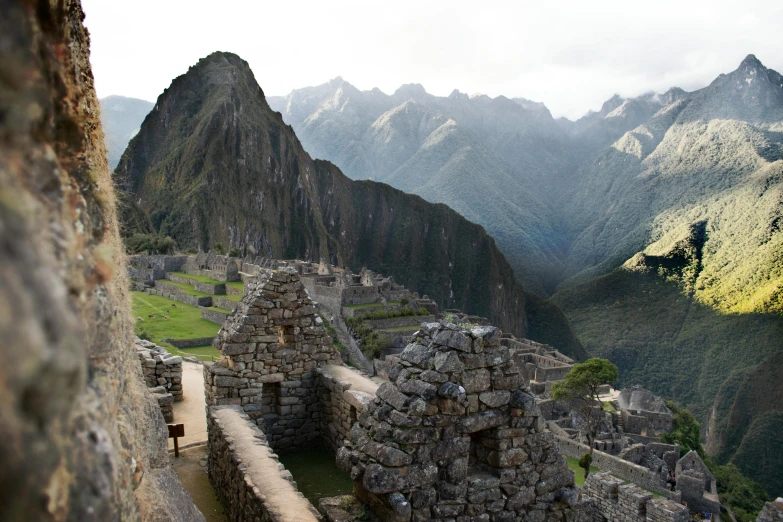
[170,446,227,522]
[170,361,207,449]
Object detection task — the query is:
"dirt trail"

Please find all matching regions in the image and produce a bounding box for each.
[170,446,227,522]
[170,361,207,449]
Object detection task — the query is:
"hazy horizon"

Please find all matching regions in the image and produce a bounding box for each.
[83,0,783,120]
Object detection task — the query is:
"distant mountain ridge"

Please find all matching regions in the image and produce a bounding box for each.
[266,55,783,495]
[114,52,586,359]
[99,95,153,169]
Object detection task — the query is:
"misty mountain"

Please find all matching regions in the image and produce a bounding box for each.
[99,95,154,170]
[269,80,575,295]
[113,52,586,359]
[267,55,783,493]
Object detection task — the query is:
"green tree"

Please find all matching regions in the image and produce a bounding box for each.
[552,358,618,461]
[660,401,703,456]
[213,242,225,255]
[228,247,241,257]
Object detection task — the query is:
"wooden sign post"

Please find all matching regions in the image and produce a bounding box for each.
[168,423,185,457]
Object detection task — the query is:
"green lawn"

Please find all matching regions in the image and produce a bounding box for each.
[169,271,225,285]
[602,401,617,412]
[132,292,220,358]
[566,456,600,486]
[226,280,244,292]
[157,279,211,297]
[222,293,243,302]
[171,345,220,361]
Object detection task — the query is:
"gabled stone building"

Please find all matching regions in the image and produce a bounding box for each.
[335,322,580,521]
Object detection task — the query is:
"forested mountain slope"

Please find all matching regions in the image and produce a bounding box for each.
[113,52,586,359]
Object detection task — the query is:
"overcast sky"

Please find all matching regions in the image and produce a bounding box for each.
[82,0,783,120]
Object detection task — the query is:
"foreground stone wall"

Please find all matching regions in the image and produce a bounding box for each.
[584,472,689,521]
[207,406,319,522]
[0,2,203,519]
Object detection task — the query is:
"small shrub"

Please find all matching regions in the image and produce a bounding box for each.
[228,247,241,257]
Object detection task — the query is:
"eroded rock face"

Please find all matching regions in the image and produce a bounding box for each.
[0,2,202,520]
[338,322,578,521]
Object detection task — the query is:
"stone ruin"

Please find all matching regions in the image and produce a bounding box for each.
[757,499,783,522]
[583,472,689,521]
[335,322,580,522]
[675,450,721,516]
[204,267,342,449]
[136,338,184,422]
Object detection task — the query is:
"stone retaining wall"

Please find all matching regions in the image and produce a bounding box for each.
[554,434,679,498]
[341,285,378,306]
[166,337,217,349]
[136,338,184,402]
[148,285,213,307]
[584,472,689,521]
[201,308,229,324]
[207,406,319,522]
[165,272,227,294]
[214,296,240,311]
[365,315,435,330]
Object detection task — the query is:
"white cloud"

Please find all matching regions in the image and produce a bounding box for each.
[82,0,783,120]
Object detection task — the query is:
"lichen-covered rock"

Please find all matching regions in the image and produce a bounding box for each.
[0,2,202,520]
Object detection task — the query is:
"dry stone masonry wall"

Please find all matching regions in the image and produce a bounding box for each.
[207,406,319,522]
[135,339,183,422]
[336,321,580,522]
[583,472,689,522]
[204,268,342,450]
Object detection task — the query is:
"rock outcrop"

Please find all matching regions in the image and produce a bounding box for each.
[0,2,202,520]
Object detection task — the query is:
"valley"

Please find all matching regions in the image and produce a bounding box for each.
[103,52,783,501]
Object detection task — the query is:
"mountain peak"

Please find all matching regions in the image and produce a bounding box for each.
[740,54,762,69]
[393,83,428,100]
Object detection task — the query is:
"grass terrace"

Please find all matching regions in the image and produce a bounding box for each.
[344,301,400,310]
[222,293,243,302]
[159,279,212,297]
[169,270,225,285]
[132,291,221,360]
[566,456,600,486]
[225,280,245,292]
[380,325,421,332]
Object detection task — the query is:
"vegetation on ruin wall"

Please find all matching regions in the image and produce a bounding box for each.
[344,308,425,358]
[652,401,769,521]
[132,292,220,359]
[552,269,783,489]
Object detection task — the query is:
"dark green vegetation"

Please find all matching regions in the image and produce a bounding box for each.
[125,232,177,254]
[660,402,703,456]
[346,307,428,358]
[114,52,585,359]
[659,403,769,521]
[132,291,220,359]
[99,95,154,169]
[565,456,599,487]
[552,358,618,453]
[277,443,353,505]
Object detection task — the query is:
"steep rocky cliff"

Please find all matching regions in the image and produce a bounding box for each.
[114,52,586,358]
[0,2,202,520]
